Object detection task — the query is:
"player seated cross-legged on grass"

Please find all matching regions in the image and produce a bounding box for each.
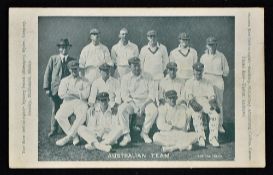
[153,90,198,153]
[77,92,123,152]
[182,62,221,147]
[55,60,90,146]
[118,57,158,146]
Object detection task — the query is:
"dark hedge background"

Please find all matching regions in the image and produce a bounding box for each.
[38,16,234,126]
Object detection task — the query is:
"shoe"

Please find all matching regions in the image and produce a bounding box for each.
[219,126,226,133]
[48,130,57,137]
[73,135,80,146]
[209,137,220,147]
[198,137,206,147]
[85,143,95,150]
[119,134,131,146]
[56,136,71,146]
[94,142,112,152]
[140,132,152,144]
[162,146,178,153]
[162,146,172,153]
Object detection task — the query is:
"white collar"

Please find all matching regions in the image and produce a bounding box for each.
[130,72,143,80]
[99,76,112,83]
[148,42,160,48]
[90,42,101,47]
[205,49,219,55]
[95,105,112,114]
[166,103,176,111]
[165,75,177,81]
[118,40,131,46]
[60,54,68,62]
[178,44,189,50]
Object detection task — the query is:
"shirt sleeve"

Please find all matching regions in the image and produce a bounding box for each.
[103,46,113,65]
[156,107,172,131]
[133,44,139,57]
[111,45,117,65]
[193,49,198,63]
[221,54,230,77]
[139,47,145,70]
[79,47,87,68]
[199,54,205,65]
[162,45,169,70]
[58,78,68,99]
[169,50,175,62]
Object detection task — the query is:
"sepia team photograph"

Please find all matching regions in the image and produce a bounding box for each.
[38,16,235,161]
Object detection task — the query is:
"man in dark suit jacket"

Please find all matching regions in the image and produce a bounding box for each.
[43,38,75,137]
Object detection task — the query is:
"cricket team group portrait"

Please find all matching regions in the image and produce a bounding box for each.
[38,16,235,161]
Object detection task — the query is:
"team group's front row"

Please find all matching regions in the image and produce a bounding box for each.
[52,58,221,153]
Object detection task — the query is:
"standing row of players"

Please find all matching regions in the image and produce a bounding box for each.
[43,27,230,153]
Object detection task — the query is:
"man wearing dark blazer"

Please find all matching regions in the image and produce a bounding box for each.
[43,38,75,137]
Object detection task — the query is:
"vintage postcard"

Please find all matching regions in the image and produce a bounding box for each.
[9,8,265,168]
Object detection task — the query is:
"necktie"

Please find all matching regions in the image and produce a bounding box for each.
[61,57,67,77]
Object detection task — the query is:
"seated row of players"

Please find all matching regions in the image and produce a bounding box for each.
[52,58,221,153]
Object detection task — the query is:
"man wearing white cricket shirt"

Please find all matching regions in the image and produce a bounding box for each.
[200,36,229,133]
[182,62,220,147]
[88,63,121,116]
[79,28,113,84]
[118,57,158,145]
[55,60,90,146]
[111,28,139,78]
[153,90,198,153]
[169,32,198,81]
[158,62,185,105]
[139,30,169,104]
[78,92,123,152]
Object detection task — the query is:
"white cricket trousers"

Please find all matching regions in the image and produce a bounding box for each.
[153,130,198,149]
[188,97,219,141]
[118,101,158,135]
[77,126,123,145]
[55,99,88,137]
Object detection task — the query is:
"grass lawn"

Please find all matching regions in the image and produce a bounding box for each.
[38,114,235,161]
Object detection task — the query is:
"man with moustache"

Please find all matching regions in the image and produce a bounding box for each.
[200,36,229,133]
[111,28,139,78]
[169,32,198,81]
[43,38,75,137]
[79,28,113,84]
